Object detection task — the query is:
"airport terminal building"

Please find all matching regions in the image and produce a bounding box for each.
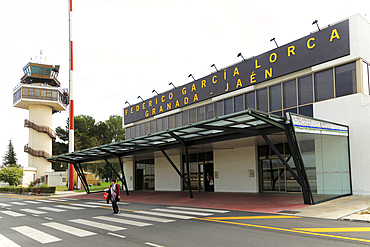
[49,14,370,204]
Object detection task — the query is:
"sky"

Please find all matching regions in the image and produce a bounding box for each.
[0,0,369,167]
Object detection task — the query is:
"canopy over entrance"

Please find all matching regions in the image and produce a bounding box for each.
[48,109,351,205]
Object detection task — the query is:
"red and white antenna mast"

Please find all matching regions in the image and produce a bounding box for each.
[68,0,75,190]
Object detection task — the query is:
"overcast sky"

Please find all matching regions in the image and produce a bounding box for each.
[0,0,369,167]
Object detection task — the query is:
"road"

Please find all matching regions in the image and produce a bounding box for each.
[1,193,370,246]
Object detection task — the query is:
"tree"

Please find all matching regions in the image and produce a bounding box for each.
[105,115,125,143]
[2,140,20,168]
[0,167,23,186]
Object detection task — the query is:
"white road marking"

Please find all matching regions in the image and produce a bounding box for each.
[151,208,212,216]
[86,202,125,206]
[35,200,53,203]
[38,207,67,212]
[135,211,193,219]
[49,199,68,202]
[42,222,97,237]
[11,226,62,244]
[9,202,27,206]
[107,232,126,238]
[23,200,41,204]
[167,206,230,213]
[0,233,21,247]
[93,216,152,227]
[0,211,26,217]
[44,217,53,220]
[55,205,84,210]
[20,209,47,214]
[0,203,12,207]
[69,219,126,231]
[118,213,175,223]
[145,242,165,247]
[70,204,101,208]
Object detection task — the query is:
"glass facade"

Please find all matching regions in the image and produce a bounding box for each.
[292,114,351,202]
[135,159,155,190]
[126,62,358,139]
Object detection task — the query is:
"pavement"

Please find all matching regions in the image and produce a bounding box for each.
[55,190,370,223]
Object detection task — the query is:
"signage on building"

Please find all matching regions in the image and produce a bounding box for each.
[124,19,350,124]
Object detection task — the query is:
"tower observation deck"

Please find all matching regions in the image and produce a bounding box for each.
[13,63,69,182]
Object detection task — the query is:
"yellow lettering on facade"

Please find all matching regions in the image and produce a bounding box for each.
[152,108,156,115]
[212,75,218,84]
[236,79,242,88]
[307,38,316,49]
[202,80,206,88]
[167,103,171,110]
[125,109,128,115]
[136,105,140,112]
[161,95,165,102]
[175,100,180,107]
[224,69,227,80]
[250,71,256,83]
[159,106,163,113]
[255,59,261,69]
[184,97,189,105]
[269,53,277,63]
[149,100,152,107]
[156,98,158,104]
[233,67,239,76]
[191,84,197,91]
[330,29,340,42]
[169,93,173,100]
[142,103,145,109]
[193,94,198,102]
[182,87,187,95]
[265,68,273,79]
[145,111,149,117]
[288,46,295,57]
[225,83,229,92]
[131,107,133,114]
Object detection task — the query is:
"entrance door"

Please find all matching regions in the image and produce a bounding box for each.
[135,169,144,190]
[204,163,214,192]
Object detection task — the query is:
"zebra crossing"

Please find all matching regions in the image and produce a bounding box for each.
[0,203,230,245]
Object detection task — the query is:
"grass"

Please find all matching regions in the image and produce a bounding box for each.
[56,181,123,192]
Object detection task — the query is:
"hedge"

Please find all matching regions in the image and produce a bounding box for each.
[0,186,56,194]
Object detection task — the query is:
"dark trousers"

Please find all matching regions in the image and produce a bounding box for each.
[111,198,119,213]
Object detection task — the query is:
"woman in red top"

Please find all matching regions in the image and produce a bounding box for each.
[110,179,120,214]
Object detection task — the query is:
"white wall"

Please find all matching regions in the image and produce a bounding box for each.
[123,159,134,191]
[314,93,370,195]
[155,155,181,191]
[45,172,66,187]
[213,146,258,192]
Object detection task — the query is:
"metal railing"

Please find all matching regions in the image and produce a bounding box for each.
[24,144,52,159]
[24,119,56,140]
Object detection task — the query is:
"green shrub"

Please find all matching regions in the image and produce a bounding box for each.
[14,187,23,194]
[7,187,15,193]
[29,181,35,187]
[22,188,31,193]
[40,187,56,193]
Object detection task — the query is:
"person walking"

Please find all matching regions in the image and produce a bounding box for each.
[110,179,120,214]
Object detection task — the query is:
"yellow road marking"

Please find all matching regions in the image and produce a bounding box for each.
[195,218,370,243]
[294,227,370,232]
[205,216,301,220]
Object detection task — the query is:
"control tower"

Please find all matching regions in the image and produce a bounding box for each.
[13,63,69,182]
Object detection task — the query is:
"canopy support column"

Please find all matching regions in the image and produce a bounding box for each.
[285,125,314,205]
[73,163,90,194]
[118,156,129,196]
[161,150,193,198]
[105,159,126,193]
[168,132,193,199]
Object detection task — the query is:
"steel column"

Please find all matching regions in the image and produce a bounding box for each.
[104,159,125,190]
[78,163,90,194]
[118,156,129,196]
[161,150,193,198]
